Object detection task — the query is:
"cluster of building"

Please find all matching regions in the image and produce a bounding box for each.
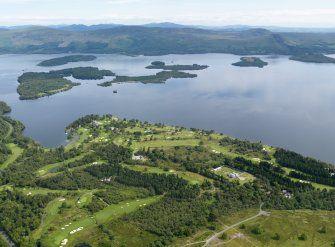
[132,155,145,161]
[228,172,240,179]
[212,166,242,179]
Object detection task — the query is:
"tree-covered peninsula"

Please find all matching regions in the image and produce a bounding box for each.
[0,109,334,247]
[289,53,335,64]
[0,101,11,115]
[146,61,209,70]
[99,70,197,87]
[18,67,115,100]
[232,57,268,68]
[37,55,97,67]
[17,78,80,100]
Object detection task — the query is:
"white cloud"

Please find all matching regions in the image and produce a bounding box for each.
[0,0,335,27]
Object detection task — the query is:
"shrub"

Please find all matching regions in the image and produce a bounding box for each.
[251,226,262,235]
[318,226,326,234]
[239,224,246,229]
[219,232,228,240]
[298,233,307,241]
[271,233,280,240]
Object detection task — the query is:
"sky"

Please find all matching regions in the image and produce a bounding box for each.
[1,0,335,27]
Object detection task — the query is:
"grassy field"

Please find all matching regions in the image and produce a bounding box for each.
[239,210,335,247]
[40,195,161,246]
[0,143,23,169]
[175,209,335,247]
[65,128,89,150]
[132,139,200,150]
[31,197,66,242]
[17,187,69,196]
[126,164,209,184]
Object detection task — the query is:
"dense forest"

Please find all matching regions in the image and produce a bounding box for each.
[99,70,197,86]
[289,53,335,63]
[0,101,11,115]
[146,61,209,70]
[17,67,115,99]
[1,26,335,56]
[38,55,97,67]
[274,149,335,186]
[232,57,268,68]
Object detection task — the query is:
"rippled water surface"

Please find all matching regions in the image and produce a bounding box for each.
[1,53,335,163]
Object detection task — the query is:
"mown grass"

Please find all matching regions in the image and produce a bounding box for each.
[132,139,200,150]
[125,164,208,184]
[0,143,23,169]
[40,195,161,247]
[65,128,89,151]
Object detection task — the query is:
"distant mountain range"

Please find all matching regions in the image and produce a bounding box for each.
[1,22,335,33]
[0,23,335,55]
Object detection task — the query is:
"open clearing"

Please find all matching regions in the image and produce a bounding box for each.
[41,195,161,246]
[176,209,335,247]
[126,164,208,184]
[0,143,23,169]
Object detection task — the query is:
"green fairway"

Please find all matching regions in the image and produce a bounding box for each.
[16,187,70,195]
[31,197,66,242]
[0,184,13,192]
[44,196,161,246]
[126,164,208,184]
[2,120,13,140]
[0,143,23,169]
[65,128,89,150]
[95,196,160,224]
[131,138,200,150]
[37,153,87,176]
[283,167,335,191]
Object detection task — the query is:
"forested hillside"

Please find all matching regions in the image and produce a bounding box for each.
[1,26,335,55]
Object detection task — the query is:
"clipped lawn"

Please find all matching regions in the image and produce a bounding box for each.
[0,143,23,169]
[126,164,208,184]
[43,196,161,247]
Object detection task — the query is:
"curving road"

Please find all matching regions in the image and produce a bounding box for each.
[203,203,268,247]
[182,203,269,247]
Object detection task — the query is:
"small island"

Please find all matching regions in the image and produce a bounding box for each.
[232,57,268,68]
[0,101,11,115]
[37,55,97,67]
[146,61,209,70]
[289,53,335,64]
[99,70,197,87]
[17,78,80,100]
[18,67,115,100]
